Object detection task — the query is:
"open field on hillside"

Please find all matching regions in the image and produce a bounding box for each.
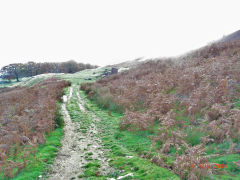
[0,73,63,88]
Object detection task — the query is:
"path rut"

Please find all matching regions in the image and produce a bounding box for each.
[47,87,112,180]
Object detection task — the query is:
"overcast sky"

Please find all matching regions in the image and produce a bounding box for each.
[0,0,240,69]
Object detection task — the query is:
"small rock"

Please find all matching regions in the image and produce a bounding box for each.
[117,173,133,180]
[126,156,133,159]
[21,136,30,144]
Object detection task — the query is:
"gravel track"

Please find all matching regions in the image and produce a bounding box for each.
[47,87,112,180]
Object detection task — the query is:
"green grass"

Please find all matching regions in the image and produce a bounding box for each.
[66,88,91,134]
[0,79,19,88]
[54,102,64,128]
[234,101,240,110]
[206,141,230,155]
[78,160,101,178]
[88,91,125,114]
[0,128,63,180]
[58,67,108,85]
[234,102,240,109]
[209,154,240,180]
[79,90,179,180]
[24,77,45,87]
[0,73,59,88]
[185,127,204,146]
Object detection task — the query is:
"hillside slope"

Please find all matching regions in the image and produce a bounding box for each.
[0,78,70,179]
[81,39,240,179]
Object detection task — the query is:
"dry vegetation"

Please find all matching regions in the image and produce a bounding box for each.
[81,40,240,179]
[0,78,70,178]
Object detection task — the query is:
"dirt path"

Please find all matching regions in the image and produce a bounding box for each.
[47,87,112,180]
[76,92,113,175]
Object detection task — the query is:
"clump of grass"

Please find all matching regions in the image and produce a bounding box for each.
[87,152,93,156]
[78,160,101,178]
[54,102,64,128]
[185,127,204,146]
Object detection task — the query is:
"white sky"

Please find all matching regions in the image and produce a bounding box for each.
[0,0,240,69]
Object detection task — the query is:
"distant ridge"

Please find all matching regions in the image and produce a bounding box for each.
[106,57,147,69]
[221,29,240,42]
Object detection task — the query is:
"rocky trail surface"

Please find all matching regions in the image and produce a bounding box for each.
[47,86,112,180]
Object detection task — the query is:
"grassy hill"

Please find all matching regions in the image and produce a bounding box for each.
[81,39,240,179]
[0,73,62,88]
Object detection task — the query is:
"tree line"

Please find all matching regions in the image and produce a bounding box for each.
[0,60,98,82]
